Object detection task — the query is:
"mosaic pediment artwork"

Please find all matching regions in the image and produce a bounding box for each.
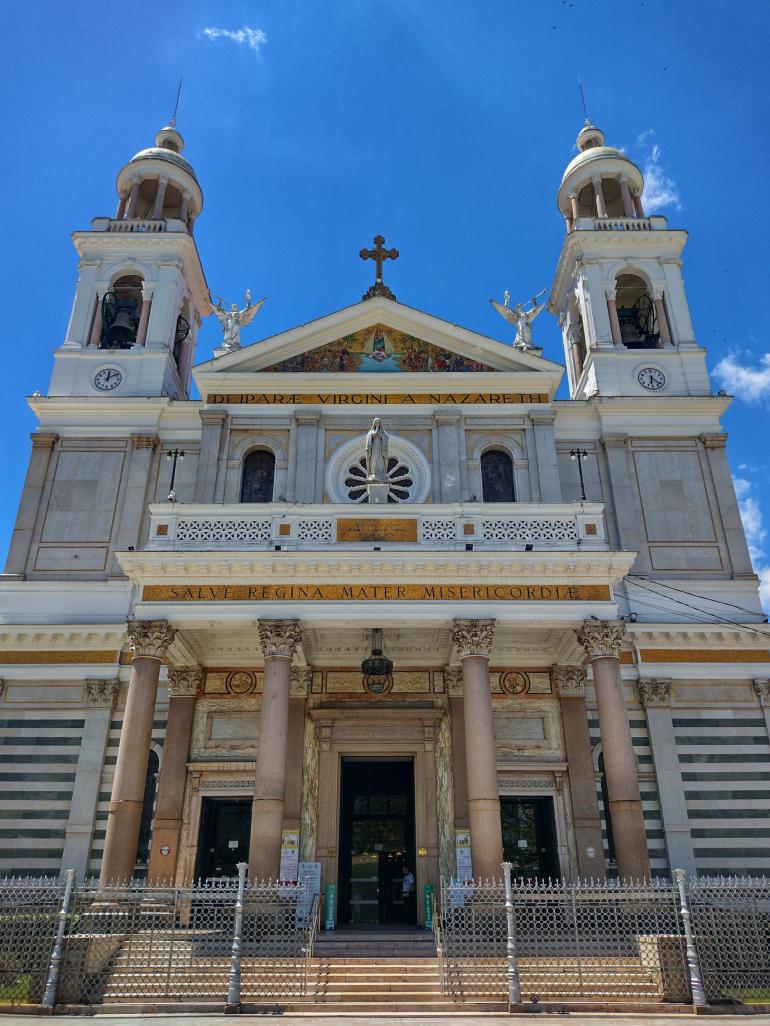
[263,324,497,373]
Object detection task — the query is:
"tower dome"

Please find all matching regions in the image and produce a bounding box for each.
[114,123,203,232]
[557,121,645,231]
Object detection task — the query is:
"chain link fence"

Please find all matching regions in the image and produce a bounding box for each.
[0,870,316,1008]
[438,869,770,1008]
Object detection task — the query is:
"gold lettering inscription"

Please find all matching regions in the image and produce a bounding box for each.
[142,583,610,602]
[336,518,419,542]
[206,392,549,406]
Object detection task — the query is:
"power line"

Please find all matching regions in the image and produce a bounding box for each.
[628,573,768,623]
[624,578,770,640]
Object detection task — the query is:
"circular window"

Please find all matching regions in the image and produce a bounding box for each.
[326,433,431,504]
[344,456,414,504]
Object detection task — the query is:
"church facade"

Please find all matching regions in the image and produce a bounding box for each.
[1,120,768,922]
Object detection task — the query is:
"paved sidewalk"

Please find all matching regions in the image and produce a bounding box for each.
[2,1016,770,1025]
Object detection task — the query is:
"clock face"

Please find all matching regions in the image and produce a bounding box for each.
[637,366,666,391]
[93,367,123,392]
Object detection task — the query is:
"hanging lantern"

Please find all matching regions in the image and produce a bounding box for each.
[361,627,393,694]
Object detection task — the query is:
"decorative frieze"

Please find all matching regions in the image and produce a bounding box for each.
[167,666,202,698]
[257,619,302,660]
[127,619,176,660]
[553,664,588,697]
[638,677,672,707]
[576,619,625,659]
[451,619,496,659]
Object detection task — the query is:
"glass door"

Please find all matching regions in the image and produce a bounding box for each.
[195,797,252,881]
[501,796,559,880]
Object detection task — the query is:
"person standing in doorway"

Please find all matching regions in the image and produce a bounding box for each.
[402,864,415,923]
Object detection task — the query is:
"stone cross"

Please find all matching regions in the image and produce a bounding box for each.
[360,234,399,300]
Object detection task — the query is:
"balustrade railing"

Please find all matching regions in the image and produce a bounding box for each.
[146,501,607,552]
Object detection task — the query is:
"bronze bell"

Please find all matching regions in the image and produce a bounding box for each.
[104,310,137,348]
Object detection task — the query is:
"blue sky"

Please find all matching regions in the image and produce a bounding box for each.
[1,0,769,603]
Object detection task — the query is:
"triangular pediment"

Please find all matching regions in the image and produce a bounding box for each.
[193,296,564,401]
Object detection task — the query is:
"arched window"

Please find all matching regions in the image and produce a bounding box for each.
[615,273,660,349]
[240,450,275,503]
[481,450,515,503]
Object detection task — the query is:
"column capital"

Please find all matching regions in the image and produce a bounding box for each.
[602,433,630,449]
[127,619,176,660]
[753,678,770,705]
[131,434,159,450]
[604,284,618,301]
[167,665,202,698]
[30,432,59,449]
[443,665,463,695]
[639,677,671,707]
[141,283,155,302]
[591,174,603,186]
[553,664,588,697]
[290,666,312,696]
[700,432,727,449]
[576,619,625,659]
[200,407,227,426]
[529,411,556,426]
[650,284,666,302]
[452,618,496,659]
[86,679,119,707]
[0,679,5,700]
[258,619,302,660]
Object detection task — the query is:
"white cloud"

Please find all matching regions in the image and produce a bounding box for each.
[636,130,681,212]
[734,478,770,611]
[714,352,770,403]
[202,26,267,57]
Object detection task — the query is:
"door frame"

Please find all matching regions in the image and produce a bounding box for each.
[497,772,572,880]
[311,707,444,926]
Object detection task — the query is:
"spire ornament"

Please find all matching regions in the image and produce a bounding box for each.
[489,289,547,349]
[360,235,399,301]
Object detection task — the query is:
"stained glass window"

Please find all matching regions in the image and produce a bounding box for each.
[481,449,515,502]
[240,449,275,502]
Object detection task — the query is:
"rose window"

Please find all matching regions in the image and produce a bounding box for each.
[344,456,414,503]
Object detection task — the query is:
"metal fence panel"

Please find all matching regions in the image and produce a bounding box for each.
[0,877,62,1005]
[439,879,508,999]
[240,882,313,1000]
[688,876,770,1004]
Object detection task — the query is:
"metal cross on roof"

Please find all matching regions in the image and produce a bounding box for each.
[360,234,399,301]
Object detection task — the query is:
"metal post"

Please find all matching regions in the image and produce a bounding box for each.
[42,868,76,1008]
[501,862,521,1008]
[675,868,706,1007]
[226,862,248,1013]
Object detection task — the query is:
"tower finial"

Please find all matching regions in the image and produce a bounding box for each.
[578,78,590,126]
[170,77,183,127]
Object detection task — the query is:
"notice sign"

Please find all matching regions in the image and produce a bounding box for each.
[455,829,473,882]
[297,860,322,927]
[279,830,300,882]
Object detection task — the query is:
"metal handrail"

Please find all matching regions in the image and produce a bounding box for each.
[431,893,446,994]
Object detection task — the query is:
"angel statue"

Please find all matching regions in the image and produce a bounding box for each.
[490,288,547,349]
[211,289,266,351]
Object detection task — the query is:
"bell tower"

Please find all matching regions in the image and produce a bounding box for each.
[49,123,209,400]
[549,121,710,400]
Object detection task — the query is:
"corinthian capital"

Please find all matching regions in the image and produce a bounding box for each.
[576,619,625,660]
[290,667,312,696]
[638,677,671,707]
[167,666,202,698]
[127,620,176,660]
[86,679,119,707]
[553,664,588,697]
[753,679,770,705]
[258,619,302,660]
[452,619,496,659]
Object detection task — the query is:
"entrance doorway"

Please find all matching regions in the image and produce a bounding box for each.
[338,759,416,925]
[501,796,559,880]
[195,797,251,880]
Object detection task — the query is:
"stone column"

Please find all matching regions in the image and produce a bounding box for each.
[294,410,322,503]
[180,192,190,222]
[61,680,119,882]
[652,289,673,344]
[576,621,650,880]
[569,191,580,221]
[100,620,175,884]
[152,177,168,219]
[606,290,623,344]
[89,292,103,347]
[249,620,302,881]
[554,665,605,880]
[147,666,201,884]
[633,192,645,218]
[4,432,58,576]
[592,176,607,218]
[639,678,696,877]
[452,619,503,880]
[135,288,153,346]
[115,192,128,220]
[619,176,635,218]
[125,179,140,219]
